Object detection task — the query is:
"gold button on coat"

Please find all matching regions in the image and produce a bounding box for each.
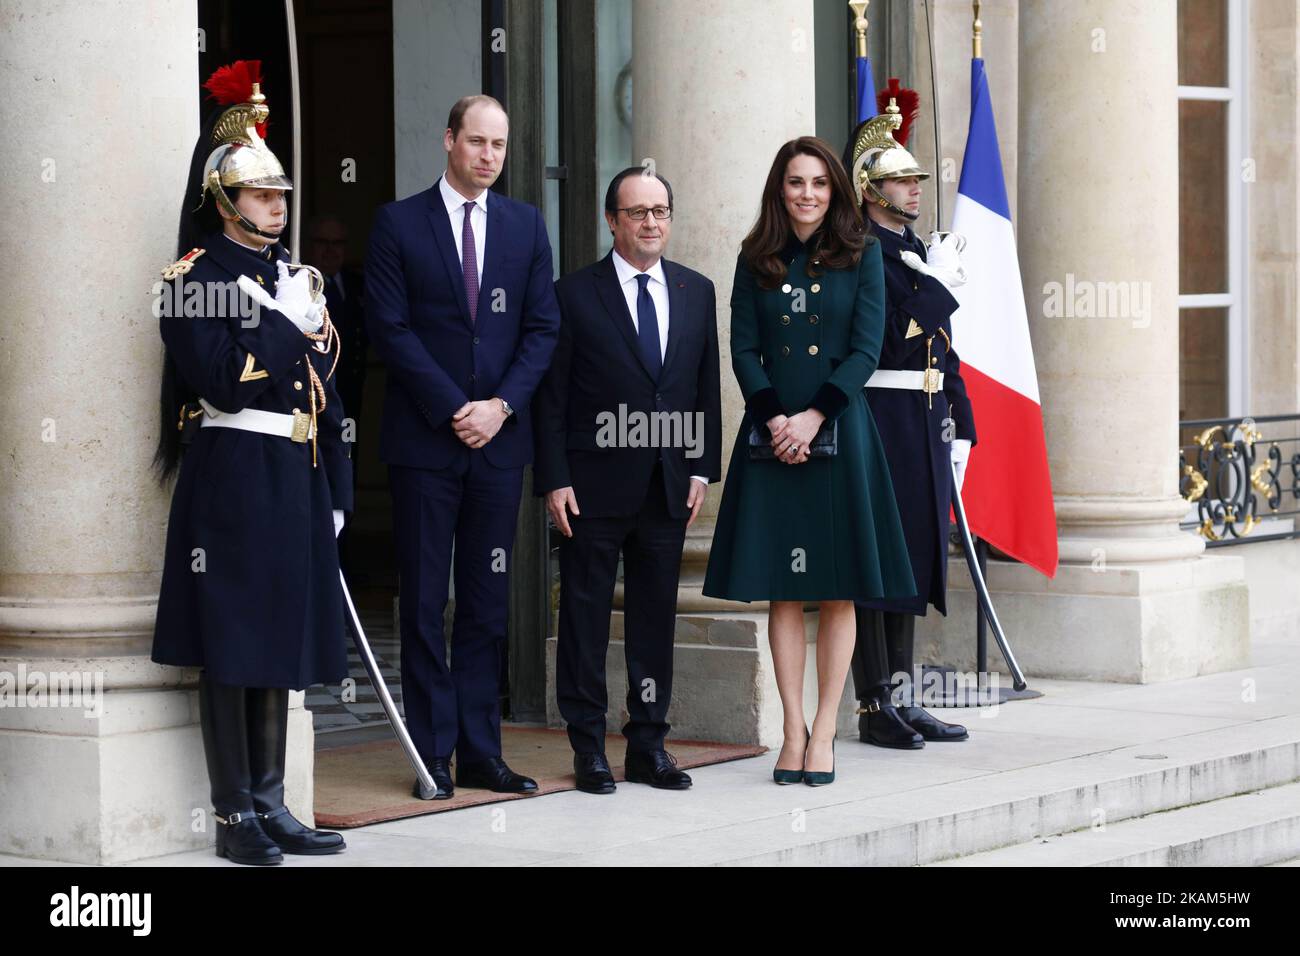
[810,283,821,293]
[293,381,303,390]
[781,314,790,325]
[781,345,790,356]
[808,345,819,356]
[810,314,819,324]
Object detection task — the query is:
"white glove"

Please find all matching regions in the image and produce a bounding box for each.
[333,509,345,538]
[236,268,321,334]
[950,438,972,493]
[900,231,968,289]
[275,261,325,332]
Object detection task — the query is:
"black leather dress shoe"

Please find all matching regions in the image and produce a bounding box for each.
[859,703,925,749]
[625,750,692,790]
[413,757,455,800]
[456,756,538,794]
[573,752,616,794]
[258,805,346,855]
[898,705,969,741]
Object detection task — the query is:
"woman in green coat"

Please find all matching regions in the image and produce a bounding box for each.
[703,136,915,786]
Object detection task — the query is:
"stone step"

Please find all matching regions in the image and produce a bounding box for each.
[929,780,1300,866]
[589,717,1300,866]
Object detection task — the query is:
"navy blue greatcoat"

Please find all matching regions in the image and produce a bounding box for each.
[858,222,977,616]
[152,234,353,688]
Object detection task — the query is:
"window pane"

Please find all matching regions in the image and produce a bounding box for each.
[1178,0,1227,87]
[595,0,633,260]
[1178,99,1227,294]
[1179,307,1228,422]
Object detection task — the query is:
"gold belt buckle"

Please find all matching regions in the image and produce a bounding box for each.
[923,368,942,395]
[289,410,311,443]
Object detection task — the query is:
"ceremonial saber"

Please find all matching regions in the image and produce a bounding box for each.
[340,571,439,798]
[285,0,304,261]
[285,1,437,798]
[950,462,1027,691]
[922,0,943,230]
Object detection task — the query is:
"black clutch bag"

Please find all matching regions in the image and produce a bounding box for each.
[749,419,838,459]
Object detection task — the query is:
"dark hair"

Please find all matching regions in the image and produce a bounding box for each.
[604,166,674,217]
[155,106,247,483]
[740,136,867,290]
[446,94,507,137]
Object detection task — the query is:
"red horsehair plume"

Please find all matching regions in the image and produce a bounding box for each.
[204,60,268,138]
[877,77,919,147]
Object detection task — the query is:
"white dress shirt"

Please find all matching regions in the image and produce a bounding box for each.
[609,249,707,488]
[439,173,487,284]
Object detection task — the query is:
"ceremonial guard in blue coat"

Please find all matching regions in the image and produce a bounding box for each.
[152,62,349,864]
[843,88,976,748]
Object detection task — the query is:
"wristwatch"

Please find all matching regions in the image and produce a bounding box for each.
[497,397,514,417]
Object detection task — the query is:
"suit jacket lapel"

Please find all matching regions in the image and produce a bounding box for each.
[425,183,473,329]
[661,259,685,377]
[594,253,657,383]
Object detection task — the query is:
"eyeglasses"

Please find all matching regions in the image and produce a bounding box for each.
[616,206,673,221]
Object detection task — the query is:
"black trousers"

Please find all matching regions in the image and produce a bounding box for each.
[556,465,687,755]
[850,606,917,707]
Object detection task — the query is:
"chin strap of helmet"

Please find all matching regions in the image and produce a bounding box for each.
[862,176,920,223]
[204,171,284,242]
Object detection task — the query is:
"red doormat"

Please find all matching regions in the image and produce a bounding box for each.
[314,725,767,828]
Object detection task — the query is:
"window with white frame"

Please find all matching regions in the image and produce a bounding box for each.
[1177,0,1249,422]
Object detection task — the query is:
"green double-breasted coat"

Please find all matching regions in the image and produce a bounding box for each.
[702,233,917,603]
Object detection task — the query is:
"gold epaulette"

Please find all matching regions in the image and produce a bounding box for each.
[161,248,206,280]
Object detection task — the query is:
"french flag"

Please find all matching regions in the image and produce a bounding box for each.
[950,57,1059,578]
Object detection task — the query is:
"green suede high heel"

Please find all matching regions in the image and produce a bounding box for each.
[773,726,810,785]
[803,735,836,786]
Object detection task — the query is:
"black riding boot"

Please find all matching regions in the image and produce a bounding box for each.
[883,612,969,742]
[247,687,346,855]
[851,606,923,749]
[199,673,282,865]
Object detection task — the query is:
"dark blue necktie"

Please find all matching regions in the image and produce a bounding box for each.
[635,273,662,380]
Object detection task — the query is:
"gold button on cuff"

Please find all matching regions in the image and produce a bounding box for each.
[808,345,819,356]
[781,345,790,356]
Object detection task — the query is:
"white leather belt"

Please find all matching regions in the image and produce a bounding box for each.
[866,369,945,392]
[199,398,314,443]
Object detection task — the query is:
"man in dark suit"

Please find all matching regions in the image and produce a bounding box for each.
[309,215,367,576]
[533,167,722,794]
[365,95,560,799]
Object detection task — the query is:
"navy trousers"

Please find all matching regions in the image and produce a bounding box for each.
[390,452,523,764]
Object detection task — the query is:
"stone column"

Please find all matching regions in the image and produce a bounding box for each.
[0,1,313,863]
[917,0,1249,682]
[630,0,817,613]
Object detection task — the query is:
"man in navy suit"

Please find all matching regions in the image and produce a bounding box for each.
[533,168,722,794]
[365,95,560,799]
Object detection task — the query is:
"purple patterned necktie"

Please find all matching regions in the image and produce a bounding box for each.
[462,200,479,322]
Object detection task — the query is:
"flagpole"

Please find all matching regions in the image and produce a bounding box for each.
[849,2,875,124]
